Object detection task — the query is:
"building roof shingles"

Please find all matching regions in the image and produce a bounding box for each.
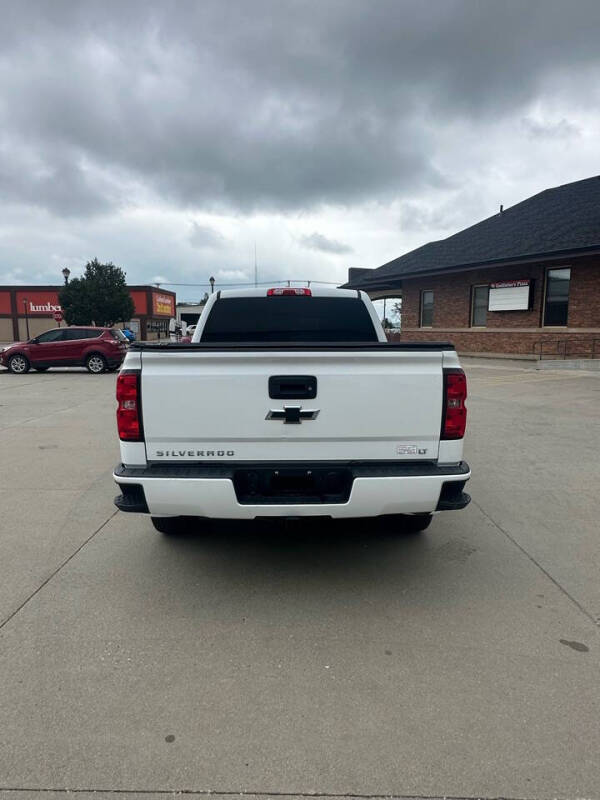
[349,176,600,289]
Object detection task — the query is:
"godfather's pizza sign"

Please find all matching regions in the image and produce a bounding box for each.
[488,279,531,311]
[152,292,175,316]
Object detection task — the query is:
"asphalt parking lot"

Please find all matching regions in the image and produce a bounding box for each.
[0,360,599,800]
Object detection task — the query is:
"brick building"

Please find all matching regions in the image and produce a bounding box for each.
[346,176,600,358]
[0,284,176,342]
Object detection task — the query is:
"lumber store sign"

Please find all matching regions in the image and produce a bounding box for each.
[16,291,62,315]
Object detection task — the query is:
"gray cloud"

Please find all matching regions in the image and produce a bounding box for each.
[521,117,581,141]
[0,145,114,217]
[1,0,599,220]
[300,232,353,255]
[1,0,600,295]
[189,222,225,249]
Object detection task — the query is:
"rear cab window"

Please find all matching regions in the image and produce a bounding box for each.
[200,296,378,342]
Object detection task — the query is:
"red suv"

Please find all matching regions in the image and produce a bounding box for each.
[0,326,128,374]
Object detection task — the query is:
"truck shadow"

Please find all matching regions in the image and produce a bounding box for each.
[117,511,480,618]
[153,515,437,587]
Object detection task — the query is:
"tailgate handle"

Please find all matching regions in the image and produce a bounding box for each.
[269,375,317,399]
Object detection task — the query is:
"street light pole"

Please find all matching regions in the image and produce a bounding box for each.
[209,276,215,294]
[62,267,71,285]
[23,299,30,340]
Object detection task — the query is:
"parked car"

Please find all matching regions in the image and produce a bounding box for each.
[122,327,136,342]
[114,287,470,535]
[0,326,128,374]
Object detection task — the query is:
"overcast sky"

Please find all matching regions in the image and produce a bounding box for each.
[1,0,599,301]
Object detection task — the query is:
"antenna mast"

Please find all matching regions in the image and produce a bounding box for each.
[254,242,258,287]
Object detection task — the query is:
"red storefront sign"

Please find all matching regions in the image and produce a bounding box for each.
[0,291,11,314]
[16,291,62,315]
[7,286,175,320]
[130,290,148,316]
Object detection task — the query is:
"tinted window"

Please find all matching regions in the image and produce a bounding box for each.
[544,268,570,326]
[420,291,434,327]
[36,329,65,343]
[110,329,128,341]
[471,286,489,327]
[201,297,378,342]
[62,329,100,340]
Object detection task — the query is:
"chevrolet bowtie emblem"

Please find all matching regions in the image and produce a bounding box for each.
[266,405,320,424]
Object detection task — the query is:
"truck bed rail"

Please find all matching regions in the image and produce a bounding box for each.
[130,340,456,352]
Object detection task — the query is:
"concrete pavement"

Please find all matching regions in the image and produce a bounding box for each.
[0,363,598,800]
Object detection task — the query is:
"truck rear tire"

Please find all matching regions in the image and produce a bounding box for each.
[381,513,433,533]
[151,516,184,535]
[402,513,433,533]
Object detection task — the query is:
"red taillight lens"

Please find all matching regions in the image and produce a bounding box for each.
[116,371,143,441]
[267,287,312,296]
[442,368,467,439]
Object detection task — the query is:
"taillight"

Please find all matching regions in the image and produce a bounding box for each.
[116,371,143,441]
[442,368,467,439]
[267,287,312,296]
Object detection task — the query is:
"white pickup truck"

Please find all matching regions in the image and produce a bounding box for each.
[113,287,470,534]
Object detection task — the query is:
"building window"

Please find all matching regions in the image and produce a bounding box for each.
[420,290,434,327]
[471,285,489,327]
[544,267,571,326]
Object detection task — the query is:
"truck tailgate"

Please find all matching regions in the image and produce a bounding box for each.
[140,348,444,462]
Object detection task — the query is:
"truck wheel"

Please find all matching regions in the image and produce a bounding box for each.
[86,353,107,374]
[151,516,184,535]
[8,354,30,374]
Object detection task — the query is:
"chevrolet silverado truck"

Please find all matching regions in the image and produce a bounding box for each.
[113,287,470,534]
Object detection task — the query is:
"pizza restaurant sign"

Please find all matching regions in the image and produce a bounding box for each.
[152,292,175,316]
[489,280,530,289]
[488,279,532,312]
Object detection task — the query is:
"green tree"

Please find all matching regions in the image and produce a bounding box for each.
[59,259,135,326]
[58,278,93,325]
